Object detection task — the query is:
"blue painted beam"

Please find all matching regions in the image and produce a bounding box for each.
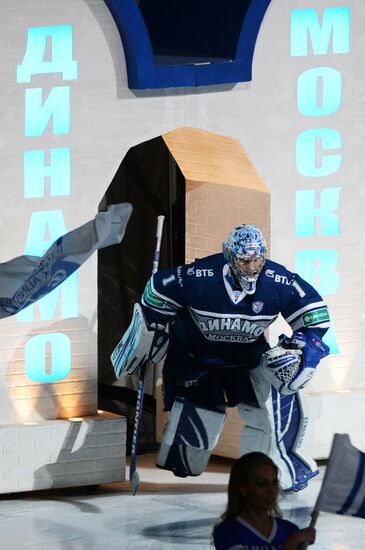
[104,0,272,89]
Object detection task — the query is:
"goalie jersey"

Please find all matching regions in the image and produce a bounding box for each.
[141,253,330,364]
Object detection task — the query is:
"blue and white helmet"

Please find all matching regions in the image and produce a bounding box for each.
[223,224,267,294]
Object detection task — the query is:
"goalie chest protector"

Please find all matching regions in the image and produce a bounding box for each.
[142,253,329,360]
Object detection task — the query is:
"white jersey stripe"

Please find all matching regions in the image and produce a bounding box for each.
[140,300,176,317]
[190,306,277,322]
[285,301,327,323]
[150,278,184,309]
[291,318,331,332]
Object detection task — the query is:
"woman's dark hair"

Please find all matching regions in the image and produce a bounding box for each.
[222,452,281,521]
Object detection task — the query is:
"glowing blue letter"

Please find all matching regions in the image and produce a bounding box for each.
[25,333,71,383]
[24,148,71,198]
[25,87,70,136]
[17,273,79,322]
[296,187,341,237]
[291,7,350,56]
[323,325,339,354]
[296,128,341,177]
[296,250,339,296]
[297,250,340,352]
[17,25,78,83]
[17,210,79,321]
[297,67,342,116]
[24,210,67,255]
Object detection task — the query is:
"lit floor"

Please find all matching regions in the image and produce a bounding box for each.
[0,455,364,549]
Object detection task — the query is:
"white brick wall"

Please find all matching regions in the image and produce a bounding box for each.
[0,413,126,493]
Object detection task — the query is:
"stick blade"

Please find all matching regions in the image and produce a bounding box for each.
[130,470,140,495]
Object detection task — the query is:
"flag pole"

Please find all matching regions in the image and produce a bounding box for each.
[299,434,340,549]
[298,509,319,550]
[299,433,365,549]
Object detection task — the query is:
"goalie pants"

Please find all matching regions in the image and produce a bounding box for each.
[162,338,270,411]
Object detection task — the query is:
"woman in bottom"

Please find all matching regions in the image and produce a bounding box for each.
[213,452,316,550]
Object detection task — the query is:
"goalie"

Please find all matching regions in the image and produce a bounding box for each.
[111,224,330,492]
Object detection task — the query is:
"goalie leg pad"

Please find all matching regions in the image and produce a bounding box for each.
[156,397,227,477]
[110,303,169,377]
[238,371,318,491]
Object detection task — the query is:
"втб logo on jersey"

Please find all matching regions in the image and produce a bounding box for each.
[265,269,290,285]
[190,309,266,343]
[196,269,214,277]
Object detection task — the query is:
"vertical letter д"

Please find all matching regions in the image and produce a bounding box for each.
[17,25,78,83]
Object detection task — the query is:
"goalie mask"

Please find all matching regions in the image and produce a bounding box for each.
[223,224,267,294]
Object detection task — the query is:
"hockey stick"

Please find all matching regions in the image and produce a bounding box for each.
[130,214,165,495]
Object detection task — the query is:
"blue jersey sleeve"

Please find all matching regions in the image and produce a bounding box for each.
[274,518,299,546]
[141,263,189,326]
[281,272,330,336]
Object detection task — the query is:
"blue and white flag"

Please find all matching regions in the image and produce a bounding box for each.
[315,433,365,518]
[0,203,132,319]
